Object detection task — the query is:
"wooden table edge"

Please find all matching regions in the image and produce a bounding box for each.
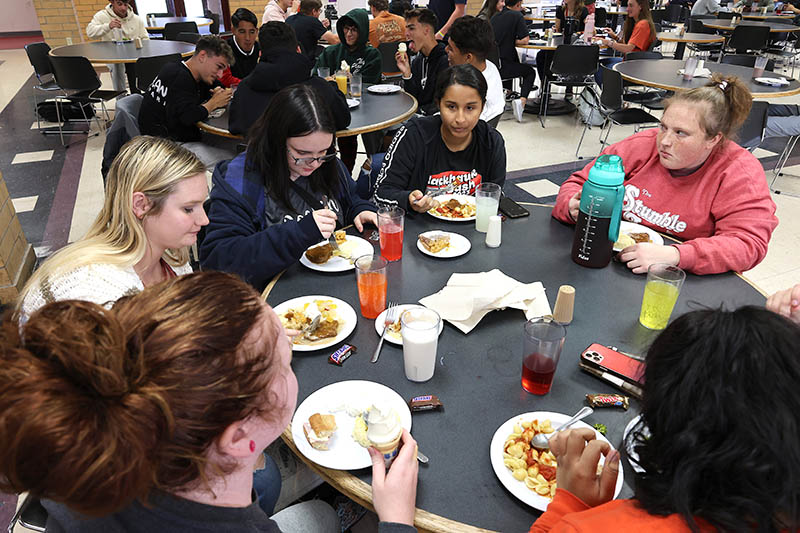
[701,21,800,31]
[337,93,419,137]
[48,43,194,64]
[655,33,725,43]
[279,427,499,533]
[612,64,800,97]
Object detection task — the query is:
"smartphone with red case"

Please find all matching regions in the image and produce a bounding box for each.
[580,343,645,386]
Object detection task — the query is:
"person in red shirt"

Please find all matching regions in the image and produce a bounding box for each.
[594,0,655,84]
[553,74,778,275]
[530,305,800,532]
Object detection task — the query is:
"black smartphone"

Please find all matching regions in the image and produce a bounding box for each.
[499,197,530,218]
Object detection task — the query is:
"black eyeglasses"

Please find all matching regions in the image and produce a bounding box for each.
[287,148,336,166]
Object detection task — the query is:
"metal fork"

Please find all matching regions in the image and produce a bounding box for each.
[320,194,340,252]
[371,302,399,363]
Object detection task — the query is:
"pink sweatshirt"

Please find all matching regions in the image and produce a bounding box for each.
[552,129,778,275]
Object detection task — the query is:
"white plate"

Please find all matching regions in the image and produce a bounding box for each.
[613,220,665,252]
[272,295,357,352]
[489,411,624,511]
[427,194,477,222]
[754,76,790,86]
[346,98,360,108]
[291,380,413,470]
[416,231,471,258]
[374,304,445,345]
[300,235,374,272]
[367,84,402,94]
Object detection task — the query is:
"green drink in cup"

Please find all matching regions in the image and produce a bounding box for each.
[639,263,686,330]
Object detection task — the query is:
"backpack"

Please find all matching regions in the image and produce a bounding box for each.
[36,100,96,122]
[578,87,605,127]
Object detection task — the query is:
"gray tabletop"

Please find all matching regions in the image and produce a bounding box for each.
[200,85,418,139]
[266,205,765,532]
[701,19,800,31]
[656,31,726,42]
[49,40,196,64]
[614,58,800,97]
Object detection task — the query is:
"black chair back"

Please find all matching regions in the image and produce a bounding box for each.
[651,8,665,23]
[550,44,600,77]
[205,10,221,33]
[737,100,769,148]
[378,41,401,75]
[136,53,182,92]
[721,52,775,69]
[595,7,607,27]
[728,24,771,51]
[717,10,735,18]
[176,31,201,43]
[625,50,663,60]
[600,65,624,111]
[48,55,101,93]
[24,42,53,80]
[665,3,684,22]
[163,21,199,41]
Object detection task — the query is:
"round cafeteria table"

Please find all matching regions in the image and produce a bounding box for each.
[614,58,800,97]
[701,19,800,32]
[268,205,766,533]
[49,40,196,64]
[655,31,725,59]
[145,16,213,31]
[199,87,418,140]
[741,12,795,19]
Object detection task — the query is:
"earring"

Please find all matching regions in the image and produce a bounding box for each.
[249,440,256,453]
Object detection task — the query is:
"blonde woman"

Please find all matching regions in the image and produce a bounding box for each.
[18,136,208,321]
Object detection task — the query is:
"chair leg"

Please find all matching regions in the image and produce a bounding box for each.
[600,120,614,147]
[539,80,550,128]
[771,135,800,190]
[576,119,590,159]
[54,96,66,147]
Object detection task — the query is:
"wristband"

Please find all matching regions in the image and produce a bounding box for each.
[436,30,444,39]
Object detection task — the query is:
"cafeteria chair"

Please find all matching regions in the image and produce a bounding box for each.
[378,41,402,80]
[136,53,182,92]
[594,7,608,28]
[539,44,600,127]
[720,52,775,70]
[24,41,68,135]
[736,100,769,151]
[620,51,668,107]
[102,93,143,182]
[593,65,660,151]
[765,33,800,76]
[716,11,735,19]
[176,31,201,44]
[725,24,771,54]
[6,494,47,532]
[770,134,800,194]
[204,10,221,34]
[163,21,199,41]
[688,17,725,58]
[48,55,125,146]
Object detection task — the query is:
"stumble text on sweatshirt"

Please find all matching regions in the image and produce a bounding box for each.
[552,129,778,275]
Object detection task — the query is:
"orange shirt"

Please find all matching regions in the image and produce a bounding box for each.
[627,19,653,51]
[530,489,717,532]
[368,11,406,48]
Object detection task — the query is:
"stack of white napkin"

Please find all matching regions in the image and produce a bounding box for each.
[418,269,552,334]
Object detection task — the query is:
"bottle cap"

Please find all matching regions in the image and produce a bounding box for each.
[552,285,575,325]
[587,154,625,187]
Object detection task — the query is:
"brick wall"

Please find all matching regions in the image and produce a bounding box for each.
[33,0,126,47]
[229,0,265,20]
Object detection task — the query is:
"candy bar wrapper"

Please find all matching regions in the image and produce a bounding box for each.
[328,344,356,366]
[408,394,443,412]
[586,393,630,410]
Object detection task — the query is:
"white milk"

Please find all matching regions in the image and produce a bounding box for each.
[475,196,499,233]
[401,309,441,382]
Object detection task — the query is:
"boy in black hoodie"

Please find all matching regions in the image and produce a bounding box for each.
[228,22,350,136]
[395,8,449,115]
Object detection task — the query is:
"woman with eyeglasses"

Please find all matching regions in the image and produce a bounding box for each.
[200,84,378,290]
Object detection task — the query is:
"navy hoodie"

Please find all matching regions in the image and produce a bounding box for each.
[199,153,377,290]
[228,47,351,135]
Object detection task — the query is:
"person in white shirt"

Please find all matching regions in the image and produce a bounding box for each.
[690,0,721,16]
[262,0,293,22]
[445,16,505,124]
[86,0,149,92]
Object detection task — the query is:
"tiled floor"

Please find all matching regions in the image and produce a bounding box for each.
[2,42,800,530]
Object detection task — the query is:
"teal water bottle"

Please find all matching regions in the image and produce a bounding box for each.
[570,154,625,268]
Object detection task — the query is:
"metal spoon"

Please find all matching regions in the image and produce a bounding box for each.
[531,406,594,450]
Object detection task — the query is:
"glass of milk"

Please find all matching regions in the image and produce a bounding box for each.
[400,308,441,382]
[475,182,501,233]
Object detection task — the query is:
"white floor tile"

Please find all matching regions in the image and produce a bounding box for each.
[11,150,54,164]
[516,178,561,198]
[11,195,38,213]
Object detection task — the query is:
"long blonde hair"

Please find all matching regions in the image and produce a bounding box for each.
[18,136,206,308]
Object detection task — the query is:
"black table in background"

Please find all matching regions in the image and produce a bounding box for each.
[268,205,765,533]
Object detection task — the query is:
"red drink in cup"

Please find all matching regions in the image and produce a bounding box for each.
[521,318,566,395]
[379,224,404,261]
[521,353,558,394]
[377,206,405,261]
[355,255,388,319]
